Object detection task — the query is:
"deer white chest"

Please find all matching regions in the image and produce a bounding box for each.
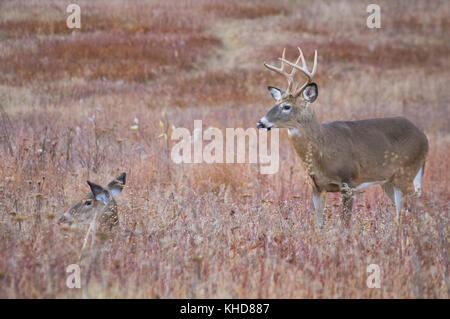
[288,128,301,137]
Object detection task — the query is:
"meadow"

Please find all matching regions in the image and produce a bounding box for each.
[0,0,449,298]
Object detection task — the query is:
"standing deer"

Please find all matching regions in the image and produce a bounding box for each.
[257,47,428,228]
[58,172,126,296]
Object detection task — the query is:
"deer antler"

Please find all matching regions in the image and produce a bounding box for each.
[264,46,318,96]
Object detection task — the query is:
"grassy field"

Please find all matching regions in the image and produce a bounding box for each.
[0,0,449,298]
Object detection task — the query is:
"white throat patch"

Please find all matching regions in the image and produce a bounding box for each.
[288,128,301,137]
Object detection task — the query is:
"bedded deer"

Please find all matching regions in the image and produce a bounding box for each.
[58,172,126,295]
[257,47,428,228]
[58,172,126,239]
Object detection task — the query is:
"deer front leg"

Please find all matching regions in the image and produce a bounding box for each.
[312,189,327,229]
[341,183,354,226]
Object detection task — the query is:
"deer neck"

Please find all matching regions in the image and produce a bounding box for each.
[287,107,324,174]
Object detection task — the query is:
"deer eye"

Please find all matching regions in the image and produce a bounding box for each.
[85,200,92,206]
[283,104,291,110]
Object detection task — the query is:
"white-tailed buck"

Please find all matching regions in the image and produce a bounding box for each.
[257,47,428,228]
[58,172,126,295]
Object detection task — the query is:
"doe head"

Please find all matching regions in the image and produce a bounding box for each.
[58,172,126,229]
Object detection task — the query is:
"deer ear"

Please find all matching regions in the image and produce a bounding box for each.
[268,86,283,101]
[87,181,110,204]
[107,172,126,197]
[302,83,318,102]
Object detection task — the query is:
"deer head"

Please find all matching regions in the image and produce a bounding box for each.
[58,172,126,231]
[257,46,318,131]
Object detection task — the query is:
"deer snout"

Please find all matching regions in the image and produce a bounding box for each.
[58,214,70,225]
[256,120,265,129]
[257,118,272,131]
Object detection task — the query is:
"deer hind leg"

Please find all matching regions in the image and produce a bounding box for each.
[382,182,408,223]
[341,183,354,226]
[312,190,327,229]
[393,186,408,223]
[413,165,424,197]
[381,182,395,203]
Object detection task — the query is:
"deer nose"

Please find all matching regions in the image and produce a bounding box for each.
[58,215,67,225]
[257,119,272,131]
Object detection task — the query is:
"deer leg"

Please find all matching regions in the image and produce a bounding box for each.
[341,183,354,226]
[382,182,395,203]
[393,186,405,223]
[383,183,409,222]
[312,190,327,229]
[413,165,424,197]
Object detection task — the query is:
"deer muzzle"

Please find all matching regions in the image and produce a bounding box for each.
[257,118,273,131]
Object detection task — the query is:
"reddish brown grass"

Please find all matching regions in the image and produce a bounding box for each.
[1,32,221,85]
[202,0,286,20]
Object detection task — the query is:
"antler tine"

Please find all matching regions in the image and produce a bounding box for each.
[280,58,310,78]
[297,47,307,71]
[280,48,317,80]
[264,46,318,95]
[264,47,294,91]
[264,48,287,76]
[284,48,304,94]
[289,48,303,77]
[280,48,286,71]
[311,49,318,77]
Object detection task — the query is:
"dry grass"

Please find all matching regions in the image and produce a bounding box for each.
[202,0,286,20]
[1,32,221,85]
[0,0,449,298]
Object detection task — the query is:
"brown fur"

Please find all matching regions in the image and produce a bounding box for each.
[288,108,429,194]
[259,88,428,227]
[58,172,126,296]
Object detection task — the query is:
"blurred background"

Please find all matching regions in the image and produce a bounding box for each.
[0,0,448,298]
